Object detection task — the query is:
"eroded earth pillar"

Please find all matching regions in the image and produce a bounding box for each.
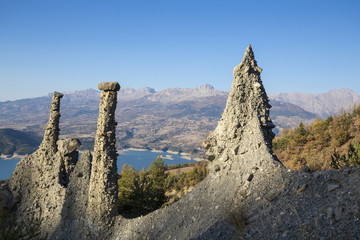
[87,82,120,226]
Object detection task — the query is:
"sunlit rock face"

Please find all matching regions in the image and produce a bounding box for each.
[203,45,277,166]
[109,45,285,240]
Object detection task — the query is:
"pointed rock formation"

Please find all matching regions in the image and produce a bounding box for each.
[39,91,63,155]
[203,45,277,166]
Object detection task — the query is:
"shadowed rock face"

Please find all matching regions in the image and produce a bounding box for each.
[7,92,83,236]
[4,84,121,239]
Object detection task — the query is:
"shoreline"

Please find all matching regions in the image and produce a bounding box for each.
[0,149,205,162]
[118,147,205,162]
[0,153,25,160]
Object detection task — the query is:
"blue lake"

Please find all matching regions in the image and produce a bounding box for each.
[0,150,197,180]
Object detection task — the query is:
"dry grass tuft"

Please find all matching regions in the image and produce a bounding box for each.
[225,204,247,240]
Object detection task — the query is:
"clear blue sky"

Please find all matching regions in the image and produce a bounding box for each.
[0,0,359,101]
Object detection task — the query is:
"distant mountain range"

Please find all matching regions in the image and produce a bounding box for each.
[270,88,360,118]
[0,84,359,156]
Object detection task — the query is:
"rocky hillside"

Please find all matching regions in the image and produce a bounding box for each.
[270,88,360,118]
[2,45,359,240]
[0,85,317,155]
[1,46,360,240]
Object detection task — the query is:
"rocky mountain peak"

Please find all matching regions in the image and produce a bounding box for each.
[118,87,156,101]
[269,88,360,117]
[195,83,215,91]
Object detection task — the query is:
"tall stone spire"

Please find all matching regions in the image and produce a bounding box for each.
[87,82,120,226]
[39,91,64,155]
[202,45,276,163]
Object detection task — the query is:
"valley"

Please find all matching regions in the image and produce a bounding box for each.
[0,85,359,157]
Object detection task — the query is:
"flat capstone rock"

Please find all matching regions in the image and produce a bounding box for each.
[98,82,120,91]
[53,91,64,98]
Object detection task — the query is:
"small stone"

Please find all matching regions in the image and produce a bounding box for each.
[327,207,334,224]
[214,165,221,172]
[201,141,211,149]
[327,184,340,192]
[300,165,310,172]
[206,153,215,161]
[57,138,81,155]
[253,82,261,90]
[264,189,281,201]
[247,173,254,182]
[98,82,121,91]
[240,149,248,154]
[334,206,342,221]
[239,190,247,196]
[255,66,263,73]
[297,184,308,194]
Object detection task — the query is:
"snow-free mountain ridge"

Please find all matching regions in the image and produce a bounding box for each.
[0,85,358,155]
[270,88,360,118]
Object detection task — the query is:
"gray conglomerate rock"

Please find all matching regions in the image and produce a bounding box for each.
[98,82,121,91]
[109,44,286,240]
[7,92,75,236]
[57,138,81,156]
[1,48,359,240]
[86,82,121,237]
[202,44,276,163]
[4,84,121,239]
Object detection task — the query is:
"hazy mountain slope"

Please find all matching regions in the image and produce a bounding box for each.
[0,85,319,155]
[0,128,41,155]
[269,100,317,131]
[269,88,360,118]
[118,87,155,102]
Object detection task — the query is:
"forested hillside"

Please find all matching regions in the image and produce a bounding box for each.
[273,104,360,170]
[117,157,208,218]
[0,129,41,156]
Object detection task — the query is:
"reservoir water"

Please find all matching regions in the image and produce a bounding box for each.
[0,150,197,180]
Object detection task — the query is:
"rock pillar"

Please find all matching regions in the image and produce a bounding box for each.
[202,45,278,164]
[87,82,120,225]
[39,91,64,155]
